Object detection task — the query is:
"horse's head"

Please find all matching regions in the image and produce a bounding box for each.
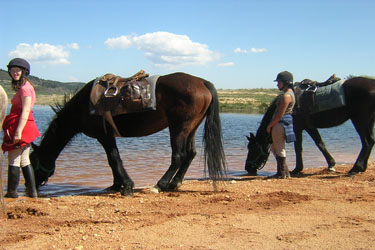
[244,132,271,175]
[30,143,56,188]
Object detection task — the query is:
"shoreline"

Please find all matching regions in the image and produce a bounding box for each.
[1,163,375,249]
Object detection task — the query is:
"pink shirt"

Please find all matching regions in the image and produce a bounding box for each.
[2,81,40,152]
[11,82,36,113]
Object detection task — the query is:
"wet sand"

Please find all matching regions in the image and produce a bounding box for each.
[1,163,375,250]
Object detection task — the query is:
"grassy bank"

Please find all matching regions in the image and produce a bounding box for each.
[218,88,278,113]
[34,89,279,113]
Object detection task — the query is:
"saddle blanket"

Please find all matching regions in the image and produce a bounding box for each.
[298,80,346,114]
[312,80,345,113]
[89,75,159,116]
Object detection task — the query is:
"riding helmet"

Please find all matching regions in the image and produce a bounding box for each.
[7,58,30,76]
[274,71,293,84]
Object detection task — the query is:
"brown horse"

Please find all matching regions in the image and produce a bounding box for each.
[245,77,375,176]
[30,72,227,196]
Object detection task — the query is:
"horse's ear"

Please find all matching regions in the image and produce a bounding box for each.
[247,132,255,141]
[31,142,39,151]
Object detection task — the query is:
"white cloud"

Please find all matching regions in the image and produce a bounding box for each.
[105,31,217,68]
[234,48,248,53]
[8,42,79,64]
[234,47,267,54]
[104,36,132,49]
[250,48,267,53]
[218,62,234,67]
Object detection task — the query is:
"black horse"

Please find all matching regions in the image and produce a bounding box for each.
[245,77,375,176]
[30,72,227,196]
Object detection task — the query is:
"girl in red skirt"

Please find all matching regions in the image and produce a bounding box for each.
[3,58,40,198]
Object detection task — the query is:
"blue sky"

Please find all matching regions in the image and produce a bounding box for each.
[1,0,374,89]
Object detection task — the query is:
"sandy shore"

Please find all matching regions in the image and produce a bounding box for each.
[1,163,375,250]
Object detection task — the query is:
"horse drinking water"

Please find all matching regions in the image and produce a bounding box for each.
[245,76,375,176]
[30,72,227,196]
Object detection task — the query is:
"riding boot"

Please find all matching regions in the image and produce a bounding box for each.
[21,165,38,198]
[277,156,290,179]
[5,165,20,198]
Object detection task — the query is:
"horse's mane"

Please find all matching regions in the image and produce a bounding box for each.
[256,98,277,141]
[50,80,94,115]
[40,81,94,143]
[50,94,73,114]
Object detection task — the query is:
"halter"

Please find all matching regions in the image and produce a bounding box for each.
[33,157,55,186]
[246,135,271,170]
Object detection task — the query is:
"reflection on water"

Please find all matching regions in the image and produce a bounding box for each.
[2,105,374,197]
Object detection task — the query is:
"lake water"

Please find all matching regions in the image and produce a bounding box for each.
[2,105,374,196]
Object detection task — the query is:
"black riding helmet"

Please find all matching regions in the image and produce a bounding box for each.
[7,58,30,76]
[274,71,293,85]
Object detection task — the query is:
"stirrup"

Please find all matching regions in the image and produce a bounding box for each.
[104,86,118,97]
[306,85,317,93]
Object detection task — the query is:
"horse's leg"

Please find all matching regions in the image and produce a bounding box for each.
[169,137,197,190]
[155,129,187,191]
[97,136,134,196]
[306,127,336,171]
[349,117,375,175]
[291,127,304,175]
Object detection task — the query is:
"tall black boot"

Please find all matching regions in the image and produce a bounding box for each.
[5,165,20,198]
[277,156,290,179]
[21,165,38,198]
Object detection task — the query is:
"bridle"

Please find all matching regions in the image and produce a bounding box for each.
[246,135,271,170]
[32,156,55,186]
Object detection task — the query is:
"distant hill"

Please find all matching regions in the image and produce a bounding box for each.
[0,69,86,96]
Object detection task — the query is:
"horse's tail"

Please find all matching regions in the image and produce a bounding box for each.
[202,80,227,183]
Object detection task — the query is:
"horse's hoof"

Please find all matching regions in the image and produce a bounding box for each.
[168,181,182,191]
[156,181,169,192]
[348,171,359,177]
[150,185,161,194]
[245,170,258,176]
[290,169,302,176]
[327,166,336,172]
[348,166,364,176]
[120,186,134,196]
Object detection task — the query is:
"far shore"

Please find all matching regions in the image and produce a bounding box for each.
[33,92,275,114]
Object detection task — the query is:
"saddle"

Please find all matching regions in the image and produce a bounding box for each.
[90,70,157,116]
[297,74,341,92]
[295,74,344,114]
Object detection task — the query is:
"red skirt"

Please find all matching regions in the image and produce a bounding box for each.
[2,111,41,152]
